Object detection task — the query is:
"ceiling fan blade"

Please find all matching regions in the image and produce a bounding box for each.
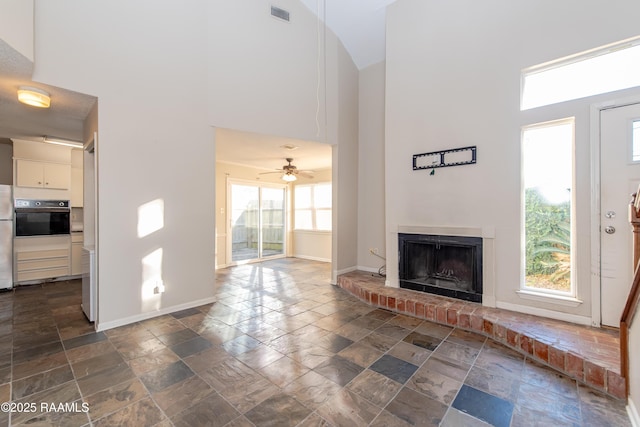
[258,170,283,175]
[298,171,315,179]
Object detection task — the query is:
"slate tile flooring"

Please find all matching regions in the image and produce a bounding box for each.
[0,258,632,426]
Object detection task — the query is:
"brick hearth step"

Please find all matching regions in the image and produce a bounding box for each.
[337,270,625,399]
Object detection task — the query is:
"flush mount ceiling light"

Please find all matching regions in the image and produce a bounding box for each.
[43,136,83,148]
[17,86,51,108]
[282,171,297,182]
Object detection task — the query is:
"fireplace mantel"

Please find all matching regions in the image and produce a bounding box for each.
[397,225,495,239]
[396,225,496,307]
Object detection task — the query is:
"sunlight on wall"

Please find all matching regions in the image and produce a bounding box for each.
[141,248,164,310]
[138,199,165,238]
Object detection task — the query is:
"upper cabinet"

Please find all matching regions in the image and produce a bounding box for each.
[16,160,70,189]
[12,139,75,194]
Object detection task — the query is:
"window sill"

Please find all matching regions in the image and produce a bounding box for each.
[516,289,583,307]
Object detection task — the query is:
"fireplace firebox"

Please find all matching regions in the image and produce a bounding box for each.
[398,233,482,303]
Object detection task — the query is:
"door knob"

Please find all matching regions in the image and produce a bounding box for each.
[605,226,616,234]
[605,211,616,219]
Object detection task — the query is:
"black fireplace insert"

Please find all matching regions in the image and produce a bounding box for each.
[398,233,482,303]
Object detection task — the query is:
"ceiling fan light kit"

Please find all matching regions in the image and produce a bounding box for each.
[282,172,297,182]
[17,86,51,108]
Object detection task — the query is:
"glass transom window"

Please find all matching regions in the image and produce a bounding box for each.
[522,36,640,110]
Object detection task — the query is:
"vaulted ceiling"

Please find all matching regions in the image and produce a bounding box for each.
[0,1,394,170]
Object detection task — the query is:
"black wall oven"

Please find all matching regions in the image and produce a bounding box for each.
[15,199,70,237]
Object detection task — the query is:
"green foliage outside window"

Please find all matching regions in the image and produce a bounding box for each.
[525,188,571,291]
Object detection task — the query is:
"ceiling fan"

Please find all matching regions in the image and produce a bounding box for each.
[260,158,314,182]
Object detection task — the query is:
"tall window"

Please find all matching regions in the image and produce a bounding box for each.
[632,120,640,162]
[522,119,574,295]
[294,183,332,231]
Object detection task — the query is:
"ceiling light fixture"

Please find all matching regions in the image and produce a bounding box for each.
[17,86,51,108]
[282,172,297,182]
[43,136,83,148]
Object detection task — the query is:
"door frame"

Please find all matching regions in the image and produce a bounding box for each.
[590,95,640,327]
[226,177,288,266]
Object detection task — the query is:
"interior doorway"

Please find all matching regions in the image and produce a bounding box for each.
[228,180,287,264]
[214,127,333,269]
[600,102,640,327]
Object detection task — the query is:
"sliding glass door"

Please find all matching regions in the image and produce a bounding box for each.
[229,180,286,263]
[260,187,285,258]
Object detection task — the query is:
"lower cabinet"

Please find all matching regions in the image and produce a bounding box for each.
[14,235,72,283]
[15,248,70,282]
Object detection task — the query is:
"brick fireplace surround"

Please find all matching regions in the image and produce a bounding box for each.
[337,271,625,399]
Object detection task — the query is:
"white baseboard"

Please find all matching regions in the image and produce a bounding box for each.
[629,397,639,427]
[482,295,496,308]
[96,296,218,332]
[496,301,592,326]
[293,254,331,263]
[356,265,383,274]
[336,266,358,276]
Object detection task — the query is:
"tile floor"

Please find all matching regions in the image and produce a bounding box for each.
[336,271,624,398]
[0,258,632,426]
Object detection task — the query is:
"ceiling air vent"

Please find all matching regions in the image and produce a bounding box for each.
[271,6,290,22]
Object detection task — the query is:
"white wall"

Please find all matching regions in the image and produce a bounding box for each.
[357,62,385,273]
[386,0,640,320]
[207,0,328,143]
[26,0,358,328]
[82,102,98,248]
[0,0,33,61]
[332,41,359,277]
[32,1,214,329]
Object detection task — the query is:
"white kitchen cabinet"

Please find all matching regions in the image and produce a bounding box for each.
[71,232,83,275]
[14,235,71,283]
[16,159,71,190]
[15,247,70,282]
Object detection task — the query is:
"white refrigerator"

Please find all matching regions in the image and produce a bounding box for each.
[0,185,13,290]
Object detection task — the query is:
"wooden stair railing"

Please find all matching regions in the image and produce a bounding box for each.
[622,190,640,397]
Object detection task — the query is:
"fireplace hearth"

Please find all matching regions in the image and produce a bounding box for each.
[398,233,482,303]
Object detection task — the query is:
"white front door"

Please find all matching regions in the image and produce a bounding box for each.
[600,103,640,327]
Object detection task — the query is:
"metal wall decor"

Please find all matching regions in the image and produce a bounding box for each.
[413,145,477,171]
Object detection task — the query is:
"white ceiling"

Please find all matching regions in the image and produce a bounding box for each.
[0,39,96,143]
[299,0,397,70]
[0,1,392,169]
[216,128,332,172]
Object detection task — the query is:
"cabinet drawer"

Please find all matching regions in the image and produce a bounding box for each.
[16,249,70,261]
[16,267,70,282]
[17,258,69,272]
